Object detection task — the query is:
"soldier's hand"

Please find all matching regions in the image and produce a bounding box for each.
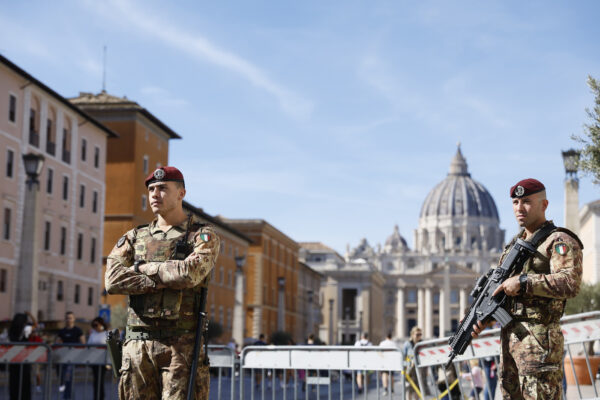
[492,275,520,297]
[471,320,486,338]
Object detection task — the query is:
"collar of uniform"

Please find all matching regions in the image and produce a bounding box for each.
[519,220,553,240]
[148,216,191,235]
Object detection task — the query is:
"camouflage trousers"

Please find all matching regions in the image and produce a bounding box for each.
[500,321,564,400]
[119,333,210,400]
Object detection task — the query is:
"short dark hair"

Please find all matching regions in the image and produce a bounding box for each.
[65,311,74,317]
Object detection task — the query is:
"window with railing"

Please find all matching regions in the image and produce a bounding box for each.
[29,108,39,147]
[46,110,56,155]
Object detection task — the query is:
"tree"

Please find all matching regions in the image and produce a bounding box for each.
[564,282,600,315]
[573,76,600,183]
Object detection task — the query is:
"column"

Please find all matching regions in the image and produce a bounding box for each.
[232,267,245,346]
[396,287,406,338]
[439,287,447,338]
[417,288,425,330]
[425,287,433,338]
[459,288,468,320]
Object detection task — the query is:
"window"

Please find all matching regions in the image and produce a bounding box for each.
[407,289,417,303]
[3,208,11,240]
[81,138,87,161]
[433,292,440,305]
[46,168,53,194]
[77,233,83,260]
[143,155,149,174]
[88,287,93,306]
[90,237,96,263]
[57,280,64,301]
[79,184,85,208]
[62,176,69,200]
[74,284,80,304]
[46,111,56,156]
[60,227,67,255]
[44,221,51,251]
[29,107,39,147]
[219,267,224,284]
[6,149,14,178]
[228,270,232,287]
[141,195,147,211]
[62,120,71,164]
[92,191,98,213]
[94,146,100,168]
[8,94,16,122]
[0,269,6,292]
[450,289,459,304]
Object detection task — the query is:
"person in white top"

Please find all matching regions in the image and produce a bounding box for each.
[354,332,372,394]
[88,317,108,400]
[379,332,396,395]
[461,359,484,400]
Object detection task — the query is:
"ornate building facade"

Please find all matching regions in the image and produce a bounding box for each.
[302,146,505,342]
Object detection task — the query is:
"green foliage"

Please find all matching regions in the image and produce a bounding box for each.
[269,330,293,345]
[573,76,600,183]
[565,282,600,315]
[207,321,223,342]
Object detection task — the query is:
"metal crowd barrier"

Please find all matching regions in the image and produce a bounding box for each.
[414,311,600,400]
[240,345,406,400]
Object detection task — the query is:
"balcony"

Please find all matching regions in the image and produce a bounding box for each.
[46,141,56,156]
[62,149,71,164]
[29,130,39,147]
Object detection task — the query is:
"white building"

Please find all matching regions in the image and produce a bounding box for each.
[302,146,505,342]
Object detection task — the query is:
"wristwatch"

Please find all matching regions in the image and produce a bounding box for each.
[518,274,528,295]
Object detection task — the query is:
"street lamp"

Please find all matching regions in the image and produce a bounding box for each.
[22,152,45,187]
[562,149,580,180]
[15,152,45,315]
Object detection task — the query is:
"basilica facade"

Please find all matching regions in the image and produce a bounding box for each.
[300,146,505,343]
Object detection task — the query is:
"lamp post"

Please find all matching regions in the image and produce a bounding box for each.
[15,152,44,315]
[562,149,581,233]
[232,255,246,346]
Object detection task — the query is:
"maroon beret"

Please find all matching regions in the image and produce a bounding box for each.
[145,166,185,187]
[510,178,545,198]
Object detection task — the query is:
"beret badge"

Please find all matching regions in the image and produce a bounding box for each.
[515,185,525,197]
[153,168,166,180]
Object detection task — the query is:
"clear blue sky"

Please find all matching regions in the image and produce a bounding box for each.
[2,1,600,253]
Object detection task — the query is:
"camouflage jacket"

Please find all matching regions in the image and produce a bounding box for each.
[105,216,220,329]
[500,220,583,323]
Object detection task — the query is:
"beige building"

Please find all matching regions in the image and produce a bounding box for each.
[297,260,323,342]
[0,55,116,321]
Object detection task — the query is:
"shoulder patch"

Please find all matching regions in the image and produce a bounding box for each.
[117,236,127,248]
[554,242,568,256]
[199,232,212,242]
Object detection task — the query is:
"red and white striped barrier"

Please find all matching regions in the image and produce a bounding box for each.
[415,311,600,368]
[0,343,49,364]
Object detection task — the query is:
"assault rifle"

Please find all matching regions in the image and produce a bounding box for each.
[445,238,537,369]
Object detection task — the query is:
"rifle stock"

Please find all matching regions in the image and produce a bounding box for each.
[445,238,536,369]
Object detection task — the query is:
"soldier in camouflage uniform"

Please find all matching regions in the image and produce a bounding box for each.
[105,166,220,400]
[473,178,582,400]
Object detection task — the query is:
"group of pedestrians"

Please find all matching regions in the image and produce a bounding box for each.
[6,311,109,400]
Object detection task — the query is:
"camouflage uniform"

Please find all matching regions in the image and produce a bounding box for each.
[106,216,220,400]
[498,221,582,400]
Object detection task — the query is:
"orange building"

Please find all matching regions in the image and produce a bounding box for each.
[70,93,251,342]
[70,91,178,311]
[218,218,302,342]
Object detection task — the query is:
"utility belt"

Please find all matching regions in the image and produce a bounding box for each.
[126,328,195,341]
[508,298,563,325]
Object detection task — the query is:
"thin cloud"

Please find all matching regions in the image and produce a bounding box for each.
[140,86,189,107]
[83,0,313,120]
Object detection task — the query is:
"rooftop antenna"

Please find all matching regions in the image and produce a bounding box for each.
[102,45,107,93]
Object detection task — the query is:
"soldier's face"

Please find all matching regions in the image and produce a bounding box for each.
[512,192,548,230]
[148,182,186,215]
[65,313,75,327]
